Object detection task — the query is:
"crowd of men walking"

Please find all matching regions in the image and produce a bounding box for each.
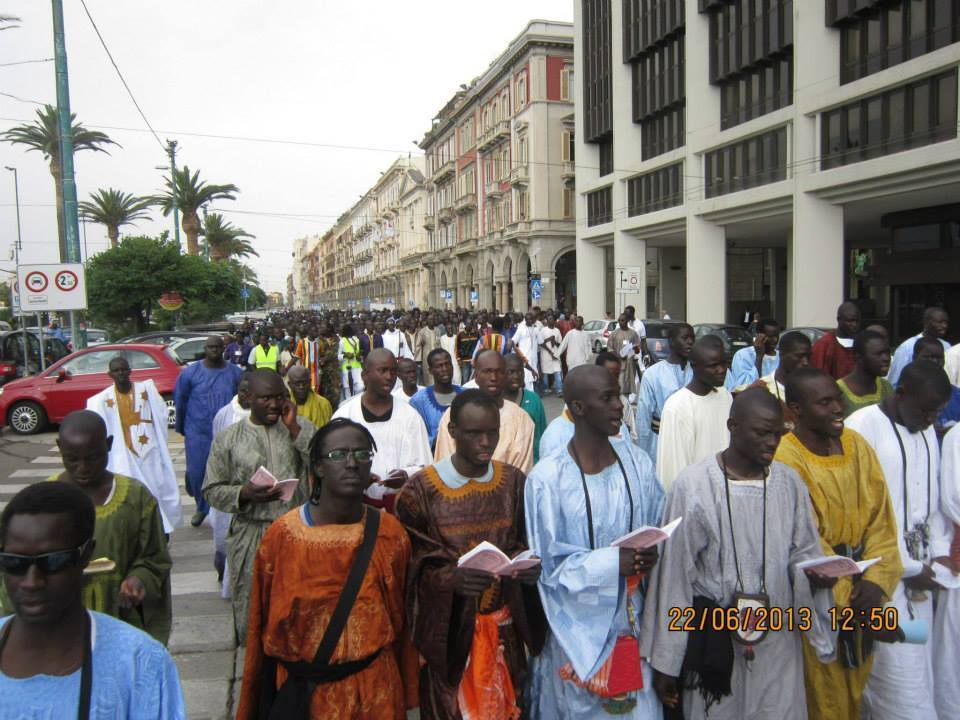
[1,300,959,720]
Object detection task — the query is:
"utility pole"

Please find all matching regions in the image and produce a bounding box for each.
[166,139,181,247]
[51,0,85,349]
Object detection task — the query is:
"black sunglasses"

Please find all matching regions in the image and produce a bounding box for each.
[0,541,89,576]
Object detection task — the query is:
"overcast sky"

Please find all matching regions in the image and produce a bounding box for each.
[0,1,572,294]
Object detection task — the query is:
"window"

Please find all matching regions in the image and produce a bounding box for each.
[627,162,684,216]
[623,0,685,61]
[516,190,529,221]
[126,350,161,370]
[560,66,573,101]
[563,187,574,218]
[516,72,527,109]
[561,129,576,161]
[708,0,794,83]
[459,118,475,150]
[641,105,685,159]
[599,136,614,175]
[720,56,793,128]
[61,350,117,376]
[838,0,960,83]
[517,136,528,165]
[705,126,788,197]
[583,0,614,142]
[821,68,958,169]
[631,35,686,122]
[586,186,613,226]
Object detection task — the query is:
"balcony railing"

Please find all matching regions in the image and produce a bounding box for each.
[438,207,454,224]
[477,120,510,151]
[485,181,505,198]
[431,158,455,183]
[422,213,435,230]
[455,192,477,213]
[509,164,529,186]
[562,160,576,187]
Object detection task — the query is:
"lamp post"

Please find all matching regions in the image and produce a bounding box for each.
[5,166,29,372]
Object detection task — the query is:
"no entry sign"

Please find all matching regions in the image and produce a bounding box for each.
[17,263,87,311]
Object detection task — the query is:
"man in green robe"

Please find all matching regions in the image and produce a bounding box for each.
[202,369,315,644]
[0,411,173,644]
[504,354,547,463]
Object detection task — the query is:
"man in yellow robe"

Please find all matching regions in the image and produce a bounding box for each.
[287,364,332,429]
[775,368,902,720]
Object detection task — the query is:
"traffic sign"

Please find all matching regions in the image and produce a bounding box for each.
[240,287,250,299]
[17,263,87,311]
[615,266,644,293]
[529,278,543,293]
[10,280,19,312]
[470,289,478,303]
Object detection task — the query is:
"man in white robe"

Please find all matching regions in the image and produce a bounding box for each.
[86,355,182,533]
[642,388,836,719]
[657,335,733,489]
[635,323,695,461]
[525,365,664,719]
[934,423,960,718]
[510,312,541,391]
[333,348,432,511]
[846,361,953,720]
[382,318,414,359]
[557,316,592,371]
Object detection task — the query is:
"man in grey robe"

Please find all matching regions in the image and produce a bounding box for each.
[641,388,836,719]
[202,369,315,643]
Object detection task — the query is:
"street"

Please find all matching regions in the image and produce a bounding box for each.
[0,391,566,719]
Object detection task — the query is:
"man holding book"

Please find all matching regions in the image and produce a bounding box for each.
[524,365,664,718]
[641,388,836,719]
[202,369,315,644]
[396,389,545,719]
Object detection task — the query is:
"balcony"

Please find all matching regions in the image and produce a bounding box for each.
[455,192,477,213]
[562,160,576,187]
[422,213,435,230]
[432,159,455,183]
[509,164,529,186]
[438,206,454,224]
[477,120,510,152]
[485,181,505,198]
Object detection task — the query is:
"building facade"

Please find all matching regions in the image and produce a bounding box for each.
[418,20,577,312]
[575,0,960,339]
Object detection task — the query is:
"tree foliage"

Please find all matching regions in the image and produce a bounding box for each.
[152,166,238,256]
[201,212,258,261]
[86,234,264,333]
[79,188,154,248]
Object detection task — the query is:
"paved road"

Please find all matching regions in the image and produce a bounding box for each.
[0,391,565,718]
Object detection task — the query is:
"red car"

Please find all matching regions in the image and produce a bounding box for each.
[0,343,184,435]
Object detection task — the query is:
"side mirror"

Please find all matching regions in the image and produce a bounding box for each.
[56,368,68,383]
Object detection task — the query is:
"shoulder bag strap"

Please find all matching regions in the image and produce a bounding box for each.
[312,506,381,667]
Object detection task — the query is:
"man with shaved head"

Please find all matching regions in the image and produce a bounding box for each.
[86,354,182,533]
[657,335,734,489]
[203,369,316,643]
[332,348,431,510]
[434,349,535,473]
[887,306,951,386]
[0,411,173,643]
[812,301,862,379]
[175,334,243,526]
[846,361,953,719]
[643,388,836,719]
[525,365,664,717]
[775,368,902,719]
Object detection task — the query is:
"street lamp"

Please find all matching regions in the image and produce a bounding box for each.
[4,167,29,371]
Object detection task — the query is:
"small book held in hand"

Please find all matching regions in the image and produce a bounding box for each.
[796,555,882,578]
[250,466,300,503]
[611,517,683,550]
[457,541,541,576]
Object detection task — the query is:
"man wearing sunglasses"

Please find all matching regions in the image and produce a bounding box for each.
[0,482,186,718]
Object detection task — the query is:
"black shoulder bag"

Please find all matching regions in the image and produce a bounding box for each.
[258,505,382,720]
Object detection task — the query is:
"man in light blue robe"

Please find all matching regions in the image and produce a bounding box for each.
[636,323,696,461]
[526,365,665,719]
[409,348,463,448]
[886,306,950,385]
[174,336,242,525]
[726,318,781,390]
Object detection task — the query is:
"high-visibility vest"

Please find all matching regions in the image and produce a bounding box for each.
[340,337,361,370]
[254,344,279,369]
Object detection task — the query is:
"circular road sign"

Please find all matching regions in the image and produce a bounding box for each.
[55,270,79,292]
[25,271,48,293]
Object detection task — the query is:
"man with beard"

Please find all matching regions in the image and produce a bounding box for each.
[202,370,315,643]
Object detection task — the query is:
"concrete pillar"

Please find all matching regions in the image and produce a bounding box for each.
[614,230,646,318]
[575,240,607,319]
[686,216,726,324]
[658,246,686,320]
[539,268,556,310]
[771,247,788,325]
[513,269,529,312]
[790,194,844,327]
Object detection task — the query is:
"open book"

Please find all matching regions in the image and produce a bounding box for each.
[250,466,300,502]
[611,517,683,550]
[796,555,882,578]
[457,541,541,576]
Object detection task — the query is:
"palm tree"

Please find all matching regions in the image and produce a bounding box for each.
[154,166,238,256]
[79,189,154,249]
[201,212,258,261]
[1,104,117,261]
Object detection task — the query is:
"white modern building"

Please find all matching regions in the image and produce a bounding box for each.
[575,0,960,339]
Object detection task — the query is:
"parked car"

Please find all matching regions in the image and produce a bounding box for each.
[65,327,110,347]
[693,323,754,363]
[0,331,70,386]
[642,320,684,364]
[785,327,829,346]
[168,336,210,364]
[0,343,183,435]
[118,331,210,345]
[583,319,617,353]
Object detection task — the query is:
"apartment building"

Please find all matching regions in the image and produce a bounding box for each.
[418,20,576,312]
[575,0,960,339]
